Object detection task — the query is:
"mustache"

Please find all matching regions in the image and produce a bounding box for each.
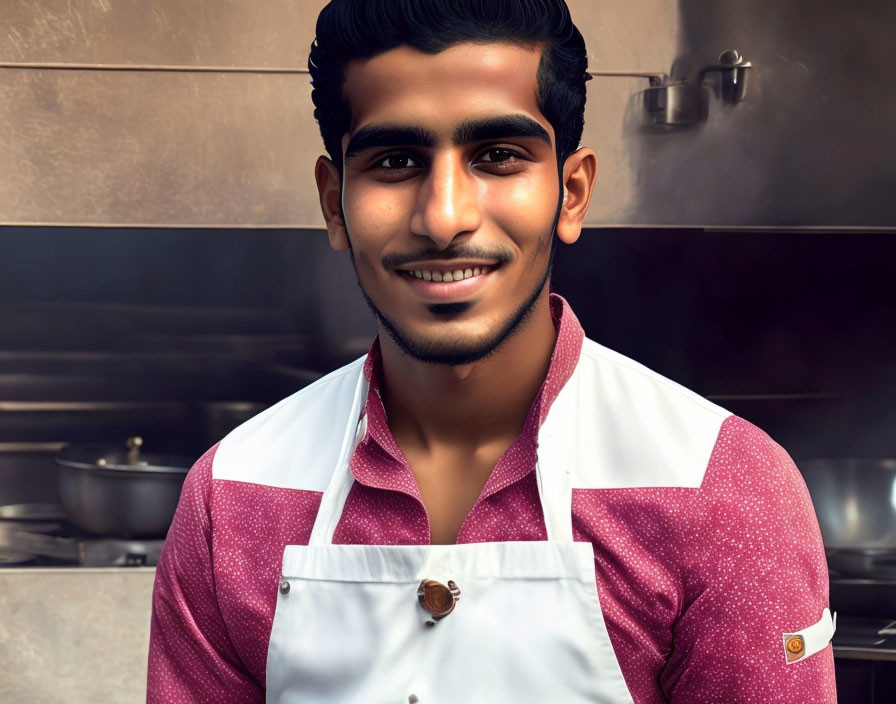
[382,244,515,269]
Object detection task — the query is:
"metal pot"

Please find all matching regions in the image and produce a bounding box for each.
[55,437,191,538]
[798,458,896,579]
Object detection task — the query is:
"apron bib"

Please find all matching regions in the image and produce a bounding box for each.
[266,370,634,704]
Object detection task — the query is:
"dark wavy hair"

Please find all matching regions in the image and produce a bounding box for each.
[308,0,590,172]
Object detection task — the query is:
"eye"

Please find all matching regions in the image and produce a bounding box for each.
[475,147,527,172]
[479,148,519,164]
[375,153,420,170]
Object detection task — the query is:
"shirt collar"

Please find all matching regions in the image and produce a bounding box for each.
[350,293,585,495]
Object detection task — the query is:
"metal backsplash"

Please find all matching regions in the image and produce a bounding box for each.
[3,0,893,227]
[625,0,896,227]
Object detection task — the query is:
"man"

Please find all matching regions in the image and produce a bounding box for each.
[148,1,837,702]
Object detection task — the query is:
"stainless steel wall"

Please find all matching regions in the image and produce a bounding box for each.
[4,0,890,227]
[629,0,896,226]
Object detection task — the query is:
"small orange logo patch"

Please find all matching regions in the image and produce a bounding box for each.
[784,634,805,662]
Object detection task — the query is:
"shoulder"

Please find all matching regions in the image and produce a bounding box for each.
[566,338,732,488]
[661,414,834,701]
[576,338,729,422]
[211,356,366,490]
[699,414,813,514]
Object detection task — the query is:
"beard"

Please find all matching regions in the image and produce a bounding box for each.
[347,207,561,367]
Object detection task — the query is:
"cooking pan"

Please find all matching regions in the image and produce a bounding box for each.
[797,458,896,579]
[55,437,191,538]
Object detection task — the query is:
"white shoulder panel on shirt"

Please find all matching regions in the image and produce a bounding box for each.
[552,338,732,489]
[212,357,366,491]
[213,339,731,492]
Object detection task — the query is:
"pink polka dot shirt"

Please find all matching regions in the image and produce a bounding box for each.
[148,295,835,703]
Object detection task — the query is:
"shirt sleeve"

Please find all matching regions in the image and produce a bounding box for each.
[147,444,264,703]
[660,416,837,703]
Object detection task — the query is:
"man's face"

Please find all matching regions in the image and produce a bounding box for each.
[332,42,563,365]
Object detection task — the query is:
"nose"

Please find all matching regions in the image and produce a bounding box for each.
[409,152,481,248]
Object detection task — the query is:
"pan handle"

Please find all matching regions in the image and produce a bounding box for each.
[0,526,79,563]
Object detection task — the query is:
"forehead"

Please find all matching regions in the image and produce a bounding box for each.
[341,42,551,145]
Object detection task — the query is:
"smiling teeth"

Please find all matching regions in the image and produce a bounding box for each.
[408,267,486,281]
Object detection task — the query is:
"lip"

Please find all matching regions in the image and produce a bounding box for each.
[394,259,499,272]
[397,266,496,302]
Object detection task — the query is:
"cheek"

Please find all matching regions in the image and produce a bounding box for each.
[343,188,406,265]
[344,188,398,229]
[486,174,558,248]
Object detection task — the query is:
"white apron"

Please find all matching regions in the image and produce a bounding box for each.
[265,369,634,704]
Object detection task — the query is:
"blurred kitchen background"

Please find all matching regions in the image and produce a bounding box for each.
[1,0,894,702]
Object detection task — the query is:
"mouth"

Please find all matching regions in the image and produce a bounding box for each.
[394,263,499,302]
[397,264,495,282]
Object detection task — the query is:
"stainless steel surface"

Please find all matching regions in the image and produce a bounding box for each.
[0,502,166,567]
[0,375,187,402]
[829,551,896,581]
[632,0,896,226]
[699,50,751,104]
[0,67,315,227]
[0,0,322,67]
[834,647,896,662]
[635,49,752,128]
[0,303,286,345]
[0,526,79,563]
[0,442,64,506]
[0,527,163,567]
[125,436,143,467]
[0,551,34,566]
[834,617,896,662]
[0,503,66,522]
[64,41,748,132]
[6,0,891,227]
[590,70,667,86]
[0,62,304,73]
[0,0,325,226]
[799,459,896,549]
[0,400,192,444]
[799,458,896,579]
[640,82,708,127]
[57,441,191,474]
[55,441,190,537]
[0,502,65,537]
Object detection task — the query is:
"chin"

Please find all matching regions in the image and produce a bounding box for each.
[381,319,508,366]
[374,295,540,366]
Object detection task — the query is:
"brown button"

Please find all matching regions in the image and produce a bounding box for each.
[417,579,461,621]
[786,636,804,654]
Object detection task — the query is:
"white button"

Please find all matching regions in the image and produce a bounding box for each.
[354,414,368,442]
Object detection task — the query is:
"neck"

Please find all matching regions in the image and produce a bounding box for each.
[378,290,557,453]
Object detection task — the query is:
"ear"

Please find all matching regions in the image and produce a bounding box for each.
[556,147,598,245]
[315,155,349,251]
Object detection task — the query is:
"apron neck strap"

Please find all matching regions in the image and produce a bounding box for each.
[307,367,369,546]
[308,361,580,545]
[534,363,578,543]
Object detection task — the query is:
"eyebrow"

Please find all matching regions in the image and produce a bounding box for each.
[343,114,552,161]
[454,115,551,148]
[344,125,435,161]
